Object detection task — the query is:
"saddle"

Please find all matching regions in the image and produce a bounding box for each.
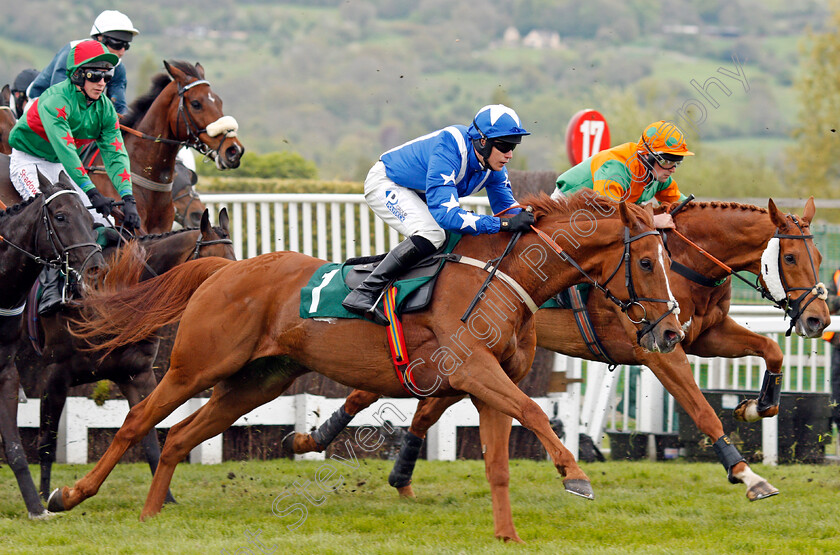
[300,233,461,322]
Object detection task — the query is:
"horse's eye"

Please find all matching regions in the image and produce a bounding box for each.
[190,100,202,110]
[784,254,796,264]
[55,213,66,222]
[639,258,653,271]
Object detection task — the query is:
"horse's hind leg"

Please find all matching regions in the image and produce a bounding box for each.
[141,366,301,520]
[50,364,227,513]
[283,389,381,455]
[117,366,177,505]
[37,361,71,500]
[388,395,464,498]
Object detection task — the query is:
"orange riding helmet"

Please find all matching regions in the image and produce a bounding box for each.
[637,121,694,166]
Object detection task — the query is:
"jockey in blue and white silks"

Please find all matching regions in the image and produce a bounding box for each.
[343,104,535,322]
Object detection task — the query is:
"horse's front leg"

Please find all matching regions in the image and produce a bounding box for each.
[0,353,50,519]
[473,398,522,543]
[448,353,591,498]
[281,389,381,455]
[388,395,465,498]
[37,361,72,500]
[117,364,177,505]
[689,316,784,421]
[639,346,778,502]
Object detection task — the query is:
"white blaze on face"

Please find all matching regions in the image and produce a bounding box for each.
[658,244,680,315]
[760,238,786,302]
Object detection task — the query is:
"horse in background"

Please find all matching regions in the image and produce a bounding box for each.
[171,159,206,230]
[0,61,244,234]
[50,194,684,541]
[17,209,234,502]
[0,84,15,155]
[0,171,105,519]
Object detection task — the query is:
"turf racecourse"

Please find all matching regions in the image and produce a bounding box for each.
[1,459,838,554]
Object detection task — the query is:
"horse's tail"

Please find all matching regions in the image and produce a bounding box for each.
[70,256,235,358]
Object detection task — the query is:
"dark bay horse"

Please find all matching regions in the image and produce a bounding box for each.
[287,198,830,503]
[0,172,104,519]
[171,160,206,229]
[21,209,234,500]
[0,61,243,233]
[50,193,684,542]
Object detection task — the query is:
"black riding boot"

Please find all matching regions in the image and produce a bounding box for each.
[342,236,435,320]
[37,267,65,316]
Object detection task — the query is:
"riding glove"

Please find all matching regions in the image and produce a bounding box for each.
[121,195,142,230]
[86,189,113,218]
[499,211,535,233]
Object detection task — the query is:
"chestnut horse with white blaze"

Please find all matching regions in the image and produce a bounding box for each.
[50,193,683,542]
[288,197,829,504]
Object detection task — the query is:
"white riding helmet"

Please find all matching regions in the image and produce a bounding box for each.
[90,10,139,42]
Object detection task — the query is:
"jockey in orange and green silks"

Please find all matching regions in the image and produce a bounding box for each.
[554,120,695,208]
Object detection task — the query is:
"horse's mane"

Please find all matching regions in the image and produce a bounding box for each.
[656,200,768,215]
[0,194,39,219]
[123,61,203,128]
[522,191,653,226]
[137,227,201,242]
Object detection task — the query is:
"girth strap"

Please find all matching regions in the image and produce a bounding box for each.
[447,254,540,314]
[131,171,174,193]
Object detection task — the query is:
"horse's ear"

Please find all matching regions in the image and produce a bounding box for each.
[768,198,786,229]
[1,84,10,105]
[219,207,229,232]
[194,63,205,79]
[36,168,56,194]
[200,209,211,235]
[163,60,184,82]
[618,200,634,228]
[803,196,816,224]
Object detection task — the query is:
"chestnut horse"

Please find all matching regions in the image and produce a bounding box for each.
[49,193,683,542]
[0,61,244,233]
[0,172,105,519]
[287,197,830,504]
[19,209,234,501]
[0,85,14,155]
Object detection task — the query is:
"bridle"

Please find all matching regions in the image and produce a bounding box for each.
[0,190,102,297]
[172,179,202,228]
[662,198,826,336]
[183,231,232,264]
[530,224,679,343]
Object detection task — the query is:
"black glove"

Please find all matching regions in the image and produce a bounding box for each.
[86,188,113,218]
[121,195,141,230]
[499,210,535,233]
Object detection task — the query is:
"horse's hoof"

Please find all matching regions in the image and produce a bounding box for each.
[164,492,178,505]
[280,431,297,457]
[733,399,759,422]
[28,510,60,521]
[396,485,415,498]
[564,479,595,500]
[747,480,779,501]
[47,488,66,512]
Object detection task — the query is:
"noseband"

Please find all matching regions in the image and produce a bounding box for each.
[176,79,237,162]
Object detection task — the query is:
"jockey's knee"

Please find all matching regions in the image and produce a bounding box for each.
[414,229,446,250]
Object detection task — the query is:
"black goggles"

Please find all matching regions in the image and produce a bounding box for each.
[83,69,113,84]
[102,36,130,51]
[493,140,517,153]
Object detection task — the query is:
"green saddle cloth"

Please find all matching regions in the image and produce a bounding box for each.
[300,234,461,320]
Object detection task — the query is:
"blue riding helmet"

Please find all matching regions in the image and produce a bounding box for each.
[468,104,530,144]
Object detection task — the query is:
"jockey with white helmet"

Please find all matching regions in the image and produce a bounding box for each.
[27,10,139,115]
[342,104,535,321]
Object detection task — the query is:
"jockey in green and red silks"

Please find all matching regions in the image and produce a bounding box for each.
[8,39,138,230]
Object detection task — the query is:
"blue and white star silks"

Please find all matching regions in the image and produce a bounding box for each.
[378,124,521,235]
[442,194,460,212]
[459,211,481,230]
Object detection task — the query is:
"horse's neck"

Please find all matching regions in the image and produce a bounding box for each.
[0,217,42,306]
[127,88,181,183]
[141,232,199,276]
[456,222,621,309]
[676,207,774,275]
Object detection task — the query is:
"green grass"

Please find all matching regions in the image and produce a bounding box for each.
[2,459,839,554]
